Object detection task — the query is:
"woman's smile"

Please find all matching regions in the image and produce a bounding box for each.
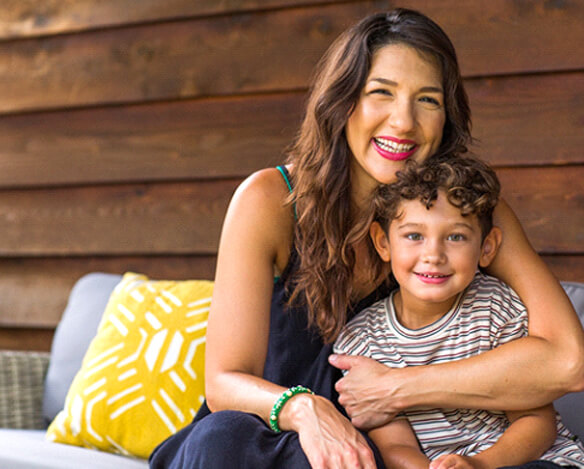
[373,136,417,161]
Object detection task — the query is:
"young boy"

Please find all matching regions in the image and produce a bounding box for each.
[334,155,584,469]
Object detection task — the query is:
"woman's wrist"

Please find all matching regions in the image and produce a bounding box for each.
[269,386,314,432]
[276,391,318,433]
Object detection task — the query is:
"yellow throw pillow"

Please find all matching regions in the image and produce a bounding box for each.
[46,272,213,459]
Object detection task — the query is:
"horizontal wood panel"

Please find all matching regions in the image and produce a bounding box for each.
[0,94,303,187]
[0,180,239,256]
[0,256,216,329]
[498,166,584,253]
[0,1,582,114]
[428,0,584,77]
[0,0,339,40]
[0,167,580,257]
[0,328,54,352]
[1,71,582,189]
[469,72,584,166]
[0,255,584,342]
[0,3,364,113]
[544,256,584,284]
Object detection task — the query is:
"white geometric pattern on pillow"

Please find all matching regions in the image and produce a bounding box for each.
[46,273,213,459]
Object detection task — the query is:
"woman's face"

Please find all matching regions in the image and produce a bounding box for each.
[346,43,446,202]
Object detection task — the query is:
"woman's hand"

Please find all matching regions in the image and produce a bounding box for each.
[329,354,399,430]
[280,393,377,469]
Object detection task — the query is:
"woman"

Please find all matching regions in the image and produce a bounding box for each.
[150,9,584,469]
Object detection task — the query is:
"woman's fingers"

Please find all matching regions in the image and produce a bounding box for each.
[330,354,397,429]
[295,395,376,468]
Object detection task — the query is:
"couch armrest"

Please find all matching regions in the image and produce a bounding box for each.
[0,350,50,429]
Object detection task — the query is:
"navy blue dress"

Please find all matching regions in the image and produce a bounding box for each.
[149,167,392,468]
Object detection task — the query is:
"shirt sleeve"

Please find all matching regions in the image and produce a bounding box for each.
[486,278,529,348]
[333,310,375,363]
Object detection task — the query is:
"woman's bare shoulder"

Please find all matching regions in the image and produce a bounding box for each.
[231,167,293,222]
[224,167,295,270]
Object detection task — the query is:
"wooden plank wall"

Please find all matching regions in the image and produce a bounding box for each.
[0,0,582,351]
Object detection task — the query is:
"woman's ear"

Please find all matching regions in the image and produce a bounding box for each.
[369,221,391,262]
[479,226,502,268]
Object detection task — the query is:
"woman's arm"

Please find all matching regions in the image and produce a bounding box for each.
[205,168,376,468]
[331,200,584,428]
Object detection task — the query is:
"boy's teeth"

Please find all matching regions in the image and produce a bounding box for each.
[375,138,415,153]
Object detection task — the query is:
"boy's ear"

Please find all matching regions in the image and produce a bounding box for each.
[369,221,391,262]
[479,226,502,268]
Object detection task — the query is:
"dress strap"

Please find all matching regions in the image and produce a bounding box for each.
[276,165,297,220]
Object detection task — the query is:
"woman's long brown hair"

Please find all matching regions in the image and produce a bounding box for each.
[285,9,472,343]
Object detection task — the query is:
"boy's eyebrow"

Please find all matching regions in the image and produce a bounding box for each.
[395,221,475,230]
[368,77,443,93]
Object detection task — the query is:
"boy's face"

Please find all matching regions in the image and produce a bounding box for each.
[386,191,487,309]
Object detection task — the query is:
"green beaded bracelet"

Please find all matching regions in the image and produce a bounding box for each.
[269,385,314,433]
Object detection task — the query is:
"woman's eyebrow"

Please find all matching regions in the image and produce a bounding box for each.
[368,77,443,93]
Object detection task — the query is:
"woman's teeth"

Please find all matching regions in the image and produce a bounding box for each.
[375,138,415,153]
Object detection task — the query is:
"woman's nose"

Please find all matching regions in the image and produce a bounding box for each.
[388,99,415,134]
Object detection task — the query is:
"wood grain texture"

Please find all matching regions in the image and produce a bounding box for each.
[469,72,584,166]
[0,255,584,342]
[422,0,584,77]
[0,3,365,113]
[0,167,579,257]
[0,0,340,39]
[0,328,54,352]
[0,1,582,113]
[544,256,584,284]
[0,93,303,187]
[498,166,584,253]
[0,256,216,328]
[0,70,582,189]
[0,180,239,256]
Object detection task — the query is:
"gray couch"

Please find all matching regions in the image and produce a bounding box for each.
[0,273,583,468]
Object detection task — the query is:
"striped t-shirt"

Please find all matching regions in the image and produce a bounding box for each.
[334,272,584,466]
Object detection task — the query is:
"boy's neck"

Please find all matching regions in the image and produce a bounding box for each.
[392,289,459,330]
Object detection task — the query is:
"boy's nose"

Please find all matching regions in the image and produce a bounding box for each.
[422,240,446,264]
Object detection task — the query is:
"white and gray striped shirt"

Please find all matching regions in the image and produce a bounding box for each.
[334,272,584,467]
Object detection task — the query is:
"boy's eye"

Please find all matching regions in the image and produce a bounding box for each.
[406,233,422,241]
[447,233,465,241]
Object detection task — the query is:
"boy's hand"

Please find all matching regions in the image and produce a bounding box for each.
[430,454,487,469]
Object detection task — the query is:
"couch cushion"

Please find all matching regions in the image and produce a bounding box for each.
[554,281,584,438]
[43,273,122,424]
[47,272,213,459]
[0,429,148,469]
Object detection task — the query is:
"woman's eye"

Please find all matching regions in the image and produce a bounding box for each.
[419,96,441,107]
[370,88,392,96]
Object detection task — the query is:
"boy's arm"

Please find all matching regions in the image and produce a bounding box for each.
[471,404,557,469]
[369,417,430,469]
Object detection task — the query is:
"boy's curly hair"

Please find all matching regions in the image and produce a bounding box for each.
[372,155,501,240]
